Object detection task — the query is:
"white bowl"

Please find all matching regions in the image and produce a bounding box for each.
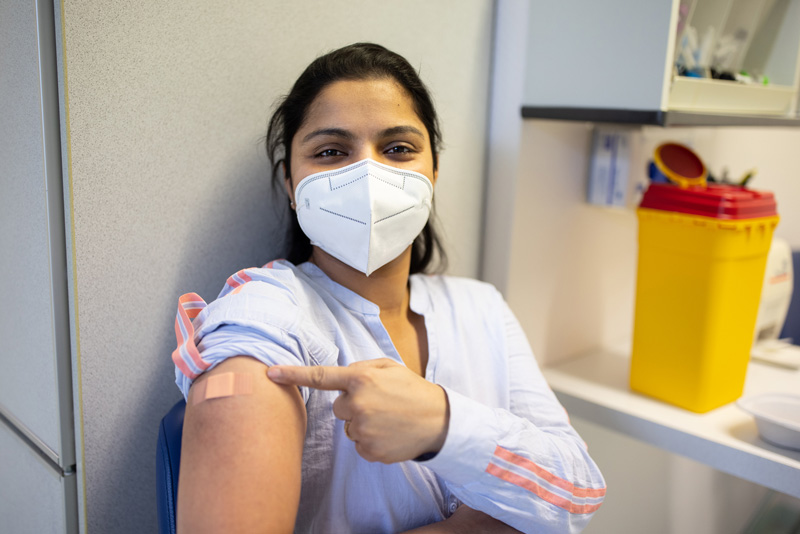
[737,393,800,451]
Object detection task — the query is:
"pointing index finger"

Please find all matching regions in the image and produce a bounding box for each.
[267,365,352,391]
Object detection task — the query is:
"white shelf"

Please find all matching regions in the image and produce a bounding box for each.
[542,348,800,499]
[668,77,797,116]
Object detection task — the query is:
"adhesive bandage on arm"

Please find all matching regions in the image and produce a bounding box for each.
[191,372,255,406]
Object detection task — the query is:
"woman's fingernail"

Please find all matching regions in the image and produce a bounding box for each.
[267,367,282,380]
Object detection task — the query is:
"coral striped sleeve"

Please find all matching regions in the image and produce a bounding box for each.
[486,446,605,514]
[225,269,253,291]
[171,265,277,381]
[171,292,209,380]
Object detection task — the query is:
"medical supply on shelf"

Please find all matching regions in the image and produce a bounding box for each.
[587,128,631,208]
[648,142,707,188]
[753,237,794,345]
[739,168,757,186]
[630,182,779,413]
[737,393,800,451]
[751,339,800,371]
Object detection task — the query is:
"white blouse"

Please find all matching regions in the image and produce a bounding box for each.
[172,260,606,533]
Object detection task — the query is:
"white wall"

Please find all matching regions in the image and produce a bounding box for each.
[502,121,751,365]
[495,116,794,533]
[706,127,800,248]
[484,3,800,531]
[56,1,494,531]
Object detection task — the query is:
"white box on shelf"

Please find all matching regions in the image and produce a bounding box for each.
[588,128,632,208]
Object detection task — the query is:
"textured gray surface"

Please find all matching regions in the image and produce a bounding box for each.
[0,423,67,533]
[61,1,492,531]
[0,0,62,456]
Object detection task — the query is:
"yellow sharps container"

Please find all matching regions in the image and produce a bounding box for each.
[630,183,779,413]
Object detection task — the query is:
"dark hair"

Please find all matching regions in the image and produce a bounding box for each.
[266,42,447,274]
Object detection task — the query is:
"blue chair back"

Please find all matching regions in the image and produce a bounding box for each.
[156,399,186,534]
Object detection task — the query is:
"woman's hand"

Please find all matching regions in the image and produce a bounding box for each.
[267,358,449,463]
[402,506,524,533]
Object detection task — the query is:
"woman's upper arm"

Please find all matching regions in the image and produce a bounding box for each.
[176,355,307,534]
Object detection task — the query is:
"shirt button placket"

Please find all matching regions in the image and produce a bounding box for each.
[449,499,458,514]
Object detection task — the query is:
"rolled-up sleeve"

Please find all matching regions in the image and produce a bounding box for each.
[175,323,310,402]
[172,268,337,402]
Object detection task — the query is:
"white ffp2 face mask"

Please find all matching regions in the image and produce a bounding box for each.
[294,158,434,276]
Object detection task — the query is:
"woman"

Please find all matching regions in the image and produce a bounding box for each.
[173,43,605,534]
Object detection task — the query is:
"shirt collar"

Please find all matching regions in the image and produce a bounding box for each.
[409,274,432,316]
[297,262,432,318]
[297,261,380,316]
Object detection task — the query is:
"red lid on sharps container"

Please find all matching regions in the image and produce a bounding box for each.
[640,183,777,220]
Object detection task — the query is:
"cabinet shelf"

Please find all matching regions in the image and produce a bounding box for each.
[521,106,800,127]
[522,0,800,127]
[542,348,800,499]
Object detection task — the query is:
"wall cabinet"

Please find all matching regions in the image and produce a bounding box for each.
[522,0,800,126]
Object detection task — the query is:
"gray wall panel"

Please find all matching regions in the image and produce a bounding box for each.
[0,423,67,533]
[60,1,493,531]
[0,0,62,458]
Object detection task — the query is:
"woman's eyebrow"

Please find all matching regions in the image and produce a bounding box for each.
[301,128,355,144]
[301,125,425,144]
[380,125,425,139]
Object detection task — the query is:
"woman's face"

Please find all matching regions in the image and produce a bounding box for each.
[286,77,437,199]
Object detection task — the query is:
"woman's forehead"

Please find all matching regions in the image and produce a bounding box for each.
[299,78,427,137]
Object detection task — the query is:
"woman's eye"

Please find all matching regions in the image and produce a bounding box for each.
[386,145,414,155]
[315,149,345,158]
